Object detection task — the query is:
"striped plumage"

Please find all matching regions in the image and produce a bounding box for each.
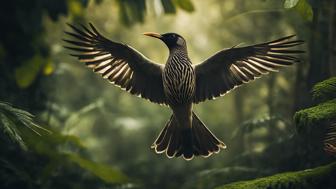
[324,122,336,155]
[163,48,195,105]
[64,23,304,160]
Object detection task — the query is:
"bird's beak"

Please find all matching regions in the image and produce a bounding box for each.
[143,32,162,39]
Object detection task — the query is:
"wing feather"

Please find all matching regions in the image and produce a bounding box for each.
[193,35,304,103]
[64,23,167,105]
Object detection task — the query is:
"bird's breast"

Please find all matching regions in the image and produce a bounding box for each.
[162,58,195,105]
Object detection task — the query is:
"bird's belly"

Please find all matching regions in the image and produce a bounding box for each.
[163,65,195,105]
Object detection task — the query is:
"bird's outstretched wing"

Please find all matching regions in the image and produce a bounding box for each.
[64,23,167,105]
[193,35,304,103]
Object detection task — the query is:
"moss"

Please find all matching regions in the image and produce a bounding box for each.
[294,99,336,133]
[312,77,336,102]
[215,162,336,189]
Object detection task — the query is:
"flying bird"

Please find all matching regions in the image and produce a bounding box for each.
[64,23,304,160]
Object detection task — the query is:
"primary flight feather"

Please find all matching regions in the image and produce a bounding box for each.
[64,23,304,160]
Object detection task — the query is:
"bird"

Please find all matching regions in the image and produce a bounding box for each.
[64,23,304,160]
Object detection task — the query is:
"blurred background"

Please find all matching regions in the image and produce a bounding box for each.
[1,0,335,189]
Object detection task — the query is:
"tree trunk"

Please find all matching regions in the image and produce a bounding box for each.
[294,0,335,111]
[329,0,336,76]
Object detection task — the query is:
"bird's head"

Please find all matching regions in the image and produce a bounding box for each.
[143,32,186,49]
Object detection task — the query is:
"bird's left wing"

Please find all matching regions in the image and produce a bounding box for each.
[64,23,167,105]
[193,35,304,103]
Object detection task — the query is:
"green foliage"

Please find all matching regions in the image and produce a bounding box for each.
[312,77,336,102]
[215,162,336,189]
[117,0,147,26]
[161,0,177,13]
[284,0,300,8]
[0,102,49,149]
[0,0,85,110]
[174,0,195,12]
[284,0,313,21]
[63,99,104,130]
[0,101,129,189]
[24,130,129,185]
[15,55,50,88]
[294,0,313,21]
[0,0,194,100]
[117,0,195,26]
[67,154,128,184]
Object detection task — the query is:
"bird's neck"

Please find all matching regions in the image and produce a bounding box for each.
[169,46,189,62]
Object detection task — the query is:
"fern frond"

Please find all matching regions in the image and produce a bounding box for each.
[0,101,50,150]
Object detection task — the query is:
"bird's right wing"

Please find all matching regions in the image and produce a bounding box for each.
[64,23,167,105]
[193,35,304,103]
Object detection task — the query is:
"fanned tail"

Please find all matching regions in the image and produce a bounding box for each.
[151,112,226,160]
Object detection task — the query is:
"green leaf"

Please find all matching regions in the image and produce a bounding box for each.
[294,0,313,21]
[24,130,83,157]
[117,0,146,26]
[284,0,300,9]
[15,54,45,88]
[118,0,131,26]
[161,0,176,14]
[175,0,195,12]
[43,59,54,75]
[284,0,313,21]
[67,153,128,184]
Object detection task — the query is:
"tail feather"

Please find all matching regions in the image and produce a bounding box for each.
[154,118,169,146]
[192,113,225,154]
[192,124,212,156]
[166,127,181,157]
[151,112,226,160]
[155,117,173,153]
[180,129,195,160]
